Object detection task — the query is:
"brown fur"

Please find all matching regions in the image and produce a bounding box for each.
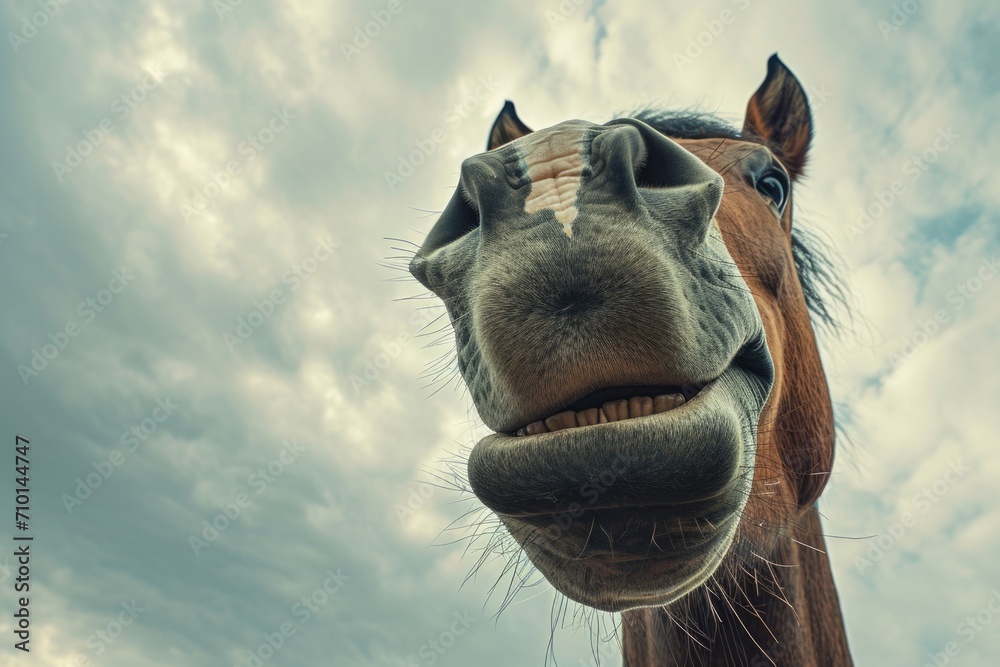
[617,134,852,666]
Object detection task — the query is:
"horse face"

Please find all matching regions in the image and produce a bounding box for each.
[410,56,831,612]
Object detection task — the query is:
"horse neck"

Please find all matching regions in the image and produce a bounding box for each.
[620,506,853,667]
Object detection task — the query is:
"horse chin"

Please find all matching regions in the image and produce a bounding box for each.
[505,511,741,613]
[467,350,773,612]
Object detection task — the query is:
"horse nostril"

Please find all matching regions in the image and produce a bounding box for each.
[591,120,721,192]
[593,119,725,229]
[633,138,679,190]
[455,183,481,234]
[459,155,505,203]
[631,123,719,190]
[414,166,483,257]
[590,124,647,189]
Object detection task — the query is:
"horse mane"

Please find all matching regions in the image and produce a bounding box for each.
[629,108,849,335]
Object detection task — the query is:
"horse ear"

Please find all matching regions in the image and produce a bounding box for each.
[487,101,533,151]
[743,54,813,180]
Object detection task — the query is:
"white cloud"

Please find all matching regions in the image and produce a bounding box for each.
[1,0,997,665]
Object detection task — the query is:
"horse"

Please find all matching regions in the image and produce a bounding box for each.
[407,54,852,666]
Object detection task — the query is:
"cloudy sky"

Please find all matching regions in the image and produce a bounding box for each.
[1,0,998,665]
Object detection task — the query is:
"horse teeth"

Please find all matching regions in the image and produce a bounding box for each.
[578,408,599,426]
[515,389,696,435]
[544,411,577,432]
[637,396,654,417]
[654,393,685,413]
[628,397,642,418]
[525,420,549,435]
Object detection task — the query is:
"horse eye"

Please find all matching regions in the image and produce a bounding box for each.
[756,172,788,214]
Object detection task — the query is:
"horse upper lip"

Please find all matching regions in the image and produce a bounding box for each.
[501,337,772,437]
